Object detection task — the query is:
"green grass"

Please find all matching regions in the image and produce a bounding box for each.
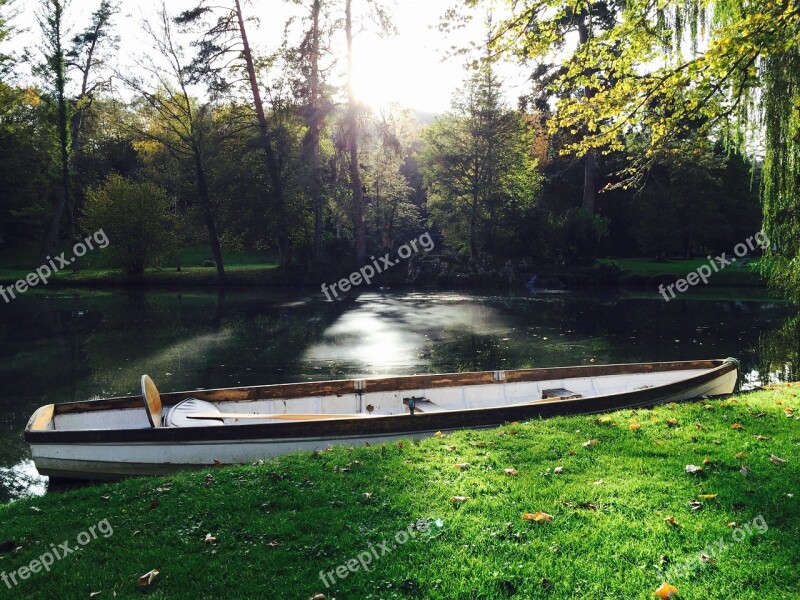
[600,258,769,287]
[1,388,799,599]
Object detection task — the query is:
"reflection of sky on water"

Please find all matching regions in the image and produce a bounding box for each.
[303,293,514,374]
[0,460,47,502]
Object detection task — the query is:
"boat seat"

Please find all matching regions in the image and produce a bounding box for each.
[165,398,225,427]
[541,388,583,400]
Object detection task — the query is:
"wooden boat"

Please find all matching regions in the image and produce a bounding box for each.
[25,359,739,481]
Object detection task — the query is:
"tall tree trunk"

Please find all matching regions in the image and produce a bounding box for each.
[39,2,73,266]
[309,0,324,261]
[345,0,366,264]
[193,146,225,284]
[233,0,290,270]
[578,12,597,215]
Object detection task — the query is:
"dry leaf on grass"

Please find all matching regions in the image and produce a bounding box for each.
[698,494,718,499]
[522,512,553,522]
[654,583,679,598]
[699,553,715,564]
[553,466,564,474]
[754,435,770,441]
[450,495,470,504]
[582,439,598,448]
[770,455,786,465]
[89,593,101,598]
[136,569,159,588]
[689,500,703,511]
[731,423,745,430]
[434,431,444,438]
[734,452,748,459]
[629,420,641,431]
[454,463,470,470]
[666,418,678,427]
[685,464,704,474]
[664,515,679,527]
[504,468,519,476]
[204,533,217,544]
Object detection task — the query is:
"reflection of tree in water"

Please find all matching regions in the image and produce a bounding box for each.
[757,314,800,384]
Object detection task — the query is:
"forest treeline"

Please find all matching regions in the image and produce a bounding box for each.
[0,0,774,286]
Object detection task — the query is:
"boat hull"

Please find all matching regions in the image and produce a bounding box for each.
[27,360,738,480]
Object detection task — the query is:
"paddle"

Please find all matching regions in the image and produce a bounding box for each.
[187,412,372,421]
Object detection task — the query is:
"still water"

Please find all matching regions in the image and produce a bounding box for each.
[1,287,797,502]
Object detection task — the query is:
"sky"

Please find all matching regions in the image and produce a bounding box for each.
[4,0,530,114]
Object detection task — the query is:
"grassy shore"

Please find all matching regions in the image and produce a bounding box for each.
[600,258,769,288]
[2,387,799,599]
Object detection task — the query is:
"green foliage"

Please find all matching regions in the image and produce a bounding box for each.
[81,174,174,275]
[421,59,542,257]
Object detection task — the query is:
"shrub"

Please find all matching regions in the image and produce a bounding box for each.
[82,175,174,275]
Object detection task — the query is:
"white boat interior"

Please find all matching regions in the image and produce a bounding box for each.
[49,367,712,432]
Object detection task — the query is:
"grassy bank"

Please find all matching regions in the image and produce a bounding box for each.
[2,387,799,599]
[601,258,769,288]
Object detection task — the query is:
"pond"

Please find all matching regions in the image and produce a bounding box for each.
[1,286,797,502]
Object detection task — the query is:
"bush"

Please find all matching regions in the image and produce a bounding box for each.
[82,175,174,275]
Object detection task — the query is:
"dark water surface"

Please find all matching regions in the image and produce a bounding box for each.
[1,287,797,501]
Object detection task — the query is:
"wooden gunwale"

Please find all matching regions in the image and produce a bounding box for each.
[25,360,735,445]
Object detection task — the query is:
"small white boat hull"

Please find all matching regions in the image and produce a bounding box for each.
[27,360,739,480]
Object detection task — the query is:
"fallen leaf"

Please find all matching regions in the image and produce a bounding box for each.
[654,582,679,599]
[689,500,703,511]
[100,496,110,502]
[754,435,770,441]
[702,457,711,465]
[568,449,576,455]
[450,495,470,504]
[213,459,223,468]
[664,515,679,527]
[651,415,659,423]
[685,464,704,474]
[89,593,101,598]
[704,404,714,410]
[666,418,678,427]
[727,521,738,528]
[698,494,718,499]
[363,492,373,499]
[629,420,641,431]
[582,439,598,448]
[444,445,456,451]
[136,569,159,588]
[267,540,280,548]
[593,479,604,485]
[469,441,487,448]
[522,512,553,522]
[740,465,751,476]
[434,431,444,438]
[504,468,519,476]
[699,553,715,564]
[553,466,564,474]
[309,595,326,600]
[204,533,217,544]
[734,452,748,459]
[454,463,470,470]
[731,423,745,430]
[148,500,160,511]
[770,455,786,465]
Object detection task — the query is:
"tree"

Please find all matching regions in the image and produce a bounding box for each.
[124,4,225,283]
[36,0,74,264]
[420,58,541,257]
[458,0,625,215]
[82,174,173,275]
[518,1,800,297]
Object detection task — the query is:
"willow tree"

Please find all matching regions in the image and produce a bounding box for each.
[479,0,800,298]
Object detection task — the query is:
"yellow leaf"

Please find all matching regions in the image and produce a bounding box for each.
[664,515,679,527]
[522,512,553,522]
[734,452,748,459]
[731,423,745,430]
[698,494,718,499]
[629,420,641,430]
[651,415,659,423]
[654,582,679,599]
[434,431,444,438]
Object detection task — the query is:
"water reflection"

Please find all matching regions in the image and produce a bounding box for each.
[0,287,796,501]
